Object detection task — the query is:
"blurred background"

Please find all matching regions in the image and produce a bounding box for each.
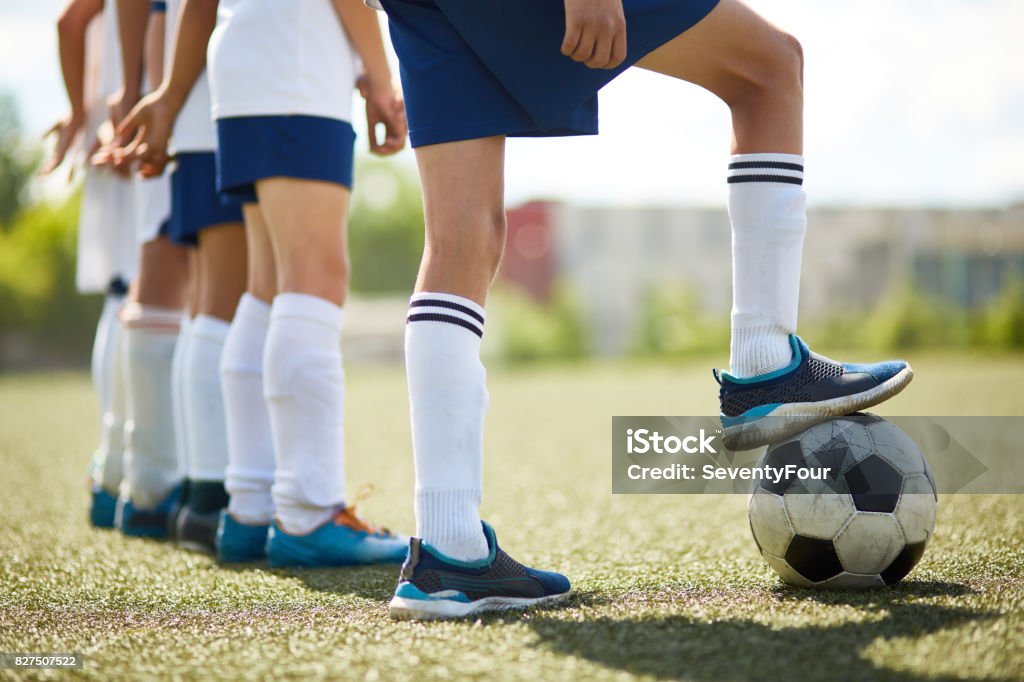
[1,0,1022,370]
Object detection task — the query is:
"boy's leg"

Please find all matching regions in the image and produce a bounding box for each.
[638,0,911,448]
[255,178,353,534]
[637,0,805,377]
[182,224,246,512]
[119,237,189,529]
[221,204,277,528]
[176,222,246,549]
[406,136,506,561]
[254,177,406,566]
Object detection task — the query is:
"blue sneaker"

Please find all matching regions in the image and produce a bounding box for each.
[716,334,912,450]
[216,511,270,563]
[114,484,184,538]
[266,506,408,568]
[90,483,118,528]
[388,522,571,620]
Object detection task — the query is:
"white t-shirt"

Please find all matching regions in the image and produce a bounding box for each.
[164,0,217,151]
[208,0,358,122]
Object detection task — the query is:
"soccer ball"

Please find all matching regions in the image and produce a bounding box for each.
[748,415,937,588]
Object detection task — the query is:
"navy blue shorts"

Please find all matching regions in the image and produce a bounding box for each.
[168,151,244,246]
[216,115,357,204]
[380,0,720,147]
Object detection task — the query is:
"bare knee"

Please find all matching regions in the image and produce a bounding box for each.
[425,208,506,278]
[724,29,803,108]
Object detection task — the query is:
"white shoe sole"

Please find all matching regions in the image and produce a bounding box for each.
[388,590,571,621]
[723,365,914,451]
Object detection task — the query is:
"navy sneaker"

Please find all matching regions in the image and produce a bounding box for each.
[389,522,571,620]
[716,335,912,450]
[114,484,184,538]
[89,483,118,529]
[216,511,270,563]
[267,506,408,568]
[174,507,220,554]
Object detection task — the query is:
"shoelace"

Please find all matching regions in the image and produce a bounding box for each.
[332,483,394,538]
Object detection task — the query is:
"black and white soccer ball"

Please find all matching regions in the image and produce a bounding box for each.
[748,415,937,588]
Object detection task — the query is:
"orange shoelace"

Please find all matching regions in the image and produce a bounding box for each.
[332,483,393,538]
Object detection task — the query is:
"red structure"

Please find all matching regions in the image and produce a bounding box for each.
[501,201,557,302]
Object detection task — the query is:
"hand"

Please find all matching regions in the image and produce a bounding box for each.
[106,85,138,131]
[39,113,84,179]
[561,0,627,70]
[358,74,407,156]
[105,89,175,178]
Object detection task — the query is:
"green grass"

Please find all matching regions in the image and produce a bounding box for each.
[1,354,1023,680]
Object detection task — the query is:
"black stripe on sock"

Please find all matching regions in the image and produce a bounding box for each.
[728,161,804,172]
[407,313,483,337]
[727,175,803,185]
[409,298,485,324]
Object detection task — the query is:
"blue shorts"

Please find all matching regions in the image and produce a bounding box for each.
[168,152,243,246]
[380,0,720,147]
[216,115,357,204]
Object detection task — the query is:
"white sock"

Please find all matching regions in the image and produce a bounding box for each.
[93,293,126,494]
[184,314,231,482]
[121,304,184,508]
[265,293,345,535]
[222,294,275,525]
[170,315,192,483]
[728,153,807,378]
[406,292,489,561]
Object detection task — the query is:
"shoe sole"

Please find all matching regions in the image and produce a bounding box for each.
[722,365,914,451]
[388,590,571,621]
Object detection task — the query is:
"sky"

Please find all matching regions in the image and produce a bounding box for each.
[2,0,1023,208]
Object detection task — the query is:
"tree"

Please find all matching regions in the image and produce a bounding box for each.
[0,91,36,229]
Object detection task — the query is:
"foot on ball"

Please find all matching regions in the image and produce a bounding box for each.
[717,334,912,451]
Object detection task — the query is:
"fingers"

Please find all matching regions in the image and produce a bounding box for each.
[561,20,582,58]
[42,121,62,139]
[562,1,627,70]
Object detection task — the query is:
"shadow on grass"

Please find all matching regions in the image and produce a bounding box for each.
[526,582,1006,682]
[217,560,401,602]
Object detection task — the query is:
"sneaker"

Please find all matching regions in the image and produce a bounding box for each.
[266,506,408,568]
[717,334,913,450]
[216,511,270,563]
[114,484,184,538]
[89,482,118,528]
[174,506,220,554]
[389,522,571,621]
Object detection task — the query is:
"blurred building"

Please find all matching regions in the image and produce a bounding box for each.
[501,201,1024,355]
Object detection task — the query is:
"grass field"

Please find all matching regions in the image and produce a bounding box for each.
[2,355,1023,680]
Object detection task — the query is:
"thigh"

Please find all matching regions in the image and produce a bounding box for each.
[254,178,351,305]
[195,223,247,321]
[635,0,796,101]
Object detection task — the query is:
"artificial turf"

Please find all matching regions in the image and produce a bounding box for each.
[1,355,1022,680]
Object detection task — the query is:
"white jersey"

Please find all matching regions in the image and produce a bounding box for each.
[208,0,359,122]
[164,0,216,152]
[77,2,139,293]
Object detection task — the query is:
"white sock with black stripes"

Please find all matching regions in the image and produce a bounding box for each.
[264,293,346,535]
[727,153,807,378]
[405,292,489,562]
